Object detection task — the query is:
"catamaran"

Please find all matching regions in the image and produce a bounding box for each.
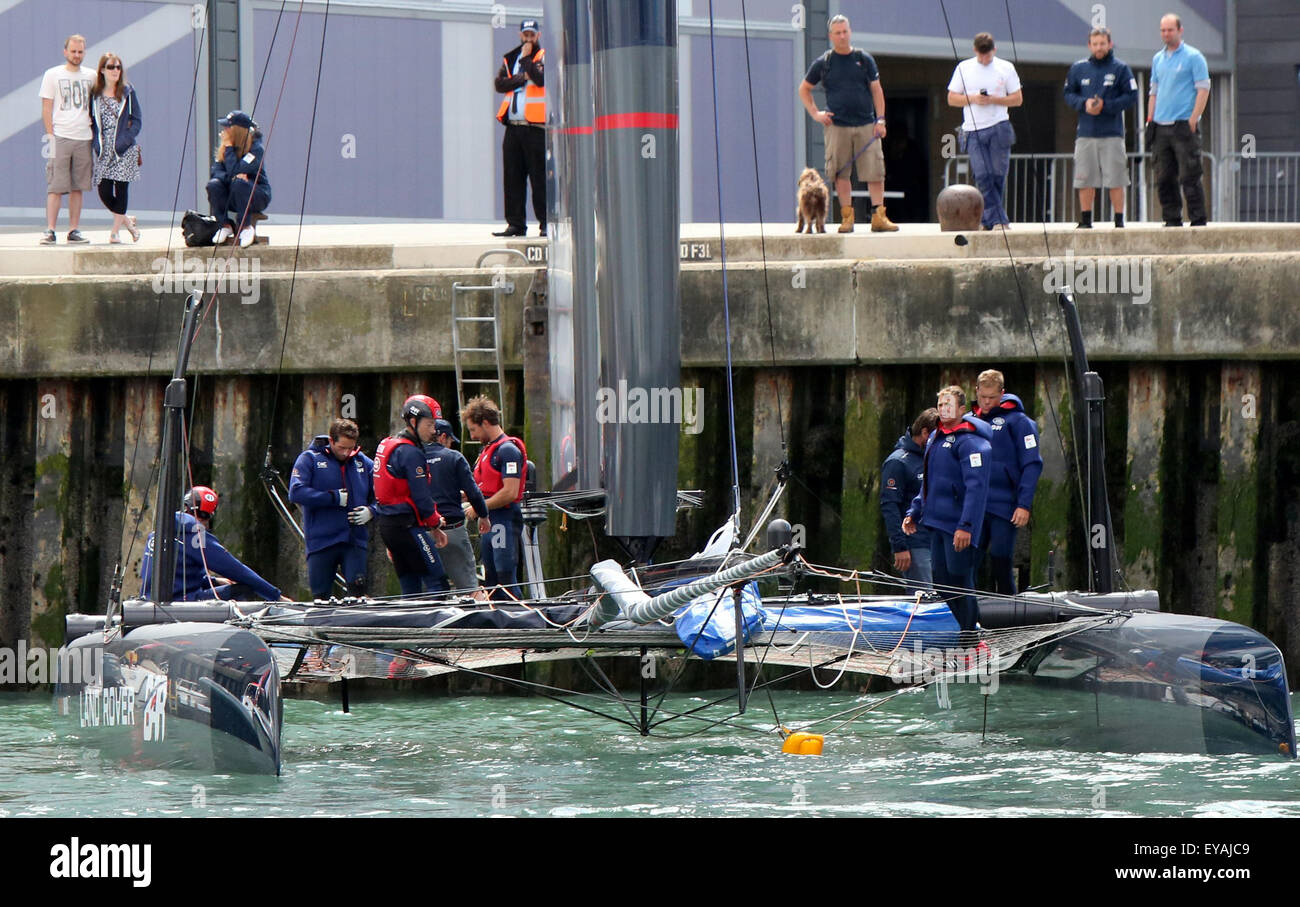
[55,1,1294,775]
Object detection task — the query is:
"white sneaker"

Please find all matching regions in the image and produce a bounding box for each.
[237,226,256,247]
[213,225,232,244]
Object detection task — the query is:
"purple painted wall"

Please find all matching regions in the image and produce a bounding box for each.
[690,34,795,223]
[839,0,1086,48]
[250,10,442,219]
[1182,0,1227,31]
[0,0,195,214]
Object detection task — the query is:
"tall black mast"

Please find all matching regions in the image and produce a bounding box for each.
[1056,291,1116,593]
[148,294,207,603]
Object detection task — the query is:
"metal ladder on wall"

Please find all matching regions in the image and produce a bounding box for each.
[450,249,534,440]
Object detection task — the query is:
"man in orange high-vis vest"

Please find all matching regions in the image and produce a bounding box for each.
[493,19,546,238]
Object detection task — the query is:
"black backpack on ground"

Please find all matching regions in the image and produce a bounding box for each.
[181,210,221,247]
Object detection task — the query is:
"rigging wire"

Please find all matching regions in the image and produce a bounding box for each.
[706,0,744,521]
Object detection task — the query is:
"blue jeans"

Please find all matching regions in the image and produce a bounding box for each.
[481,505,522,601]
[980,515,1018,596]
[306,542,368,598]
[930,529,981,632]
[966,120,1015,227]
[902,544,933,594]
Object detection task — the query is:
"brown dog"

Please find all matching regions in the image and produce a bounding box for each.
[796,167,828,234]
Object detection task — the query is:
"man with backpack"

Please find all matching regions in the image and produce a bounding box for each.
[797,14,898,233]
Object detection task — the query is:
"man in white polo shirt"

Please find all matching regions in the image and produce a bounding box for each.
[947,32,1023,230]
[39,34,97,244]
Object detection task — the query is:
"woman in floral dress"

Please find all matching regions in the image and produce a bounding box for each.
[89,53,142,243]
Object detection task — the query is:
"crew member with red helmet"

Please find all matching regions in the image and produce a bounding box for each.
[461,395,526,601]
[373,394,450,596]
[141,485,283,601]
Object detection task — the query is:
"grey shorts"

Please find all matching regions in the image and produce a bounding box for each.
[46,136,93,194]
[1073,136,1129,188]
[439,523,480,592]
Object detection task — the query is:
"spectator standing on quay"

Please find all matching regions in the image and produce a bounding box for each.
[797,14,898,233]
[947,33,1023,231]
[1064,27,1138,228]
[1146,13,1210,227]
[39,35,96,244]
[492,19,546,238]
[90,52,143,243]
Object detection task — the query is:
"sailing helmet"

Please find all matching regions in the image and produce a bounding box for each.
[401,394,442,426]
[183,485,219,517]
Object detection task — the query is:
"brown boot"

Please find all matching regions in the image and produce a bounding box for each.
[871,205,899,232]
[837,206,854,233]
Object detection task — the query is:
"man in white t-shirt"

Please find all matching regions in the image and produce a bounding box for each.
[947,32,1023,230]
[38,35,97,244]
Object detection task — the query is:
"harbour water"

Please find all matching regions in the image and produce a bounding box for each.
[2,687,1297,818]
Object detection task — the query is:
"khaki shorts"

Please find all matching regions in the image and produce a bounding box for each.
[1073,136,1129,188]
[46,136,93,195]
[824,123,885,183]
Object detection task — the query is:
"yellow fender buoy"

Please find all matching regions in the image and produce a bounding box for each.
[781,732,825,755]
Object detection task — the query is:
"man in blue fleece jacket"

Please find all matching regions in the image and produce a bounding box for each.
[971,370,1043,596]
[903,386,993,632]
[289,418,375,598]
[1064,27,1138,228]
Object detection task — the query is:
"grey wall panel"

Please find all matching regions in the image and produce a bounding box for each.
[688,33,795,222]
[249,8,442,219]
[838,0,1085,48]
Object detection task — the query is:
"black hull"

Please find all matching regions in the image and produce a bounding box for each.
[55,621,281,775]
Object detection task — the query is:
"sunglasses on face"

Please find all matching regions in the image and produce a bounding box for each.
[104,64,121,70]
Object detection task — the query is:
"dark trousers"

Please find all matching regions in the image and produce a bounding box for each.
[1151,121,1206,224]
[206,177,270,227]
[306,542,368,598]
[502,124,545,230]
[377,517,448,596]
[980,515,1018,596]
[97,180,129,215]
[481,505,522,600]
[965,120,1015,227]
[931,529,981,632]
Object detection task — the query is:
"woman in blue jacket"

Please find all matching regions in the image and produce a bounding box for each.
[207,109,272,247]
[89,53,142,243]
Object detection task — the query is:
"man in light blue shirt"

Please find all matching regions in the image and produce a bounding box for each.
[1145,13,1210,226]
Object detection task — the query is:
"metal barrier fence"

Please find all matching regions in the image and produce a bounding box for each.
[942,151,1300,223]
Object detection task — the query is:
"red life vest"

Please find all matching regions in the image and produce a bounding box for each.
[373,435,440,527]
[474,433,527,504]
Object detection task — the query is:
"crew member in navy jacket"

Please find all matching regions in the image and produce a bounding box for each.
[1063,27,1138,228]
[880,407,939,593]
[425,419,491,595]
[373,395,448,596]
[903,386,993,633]
[971,369,1043,596]
[141,485,282,602]
[289,418,375,598]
